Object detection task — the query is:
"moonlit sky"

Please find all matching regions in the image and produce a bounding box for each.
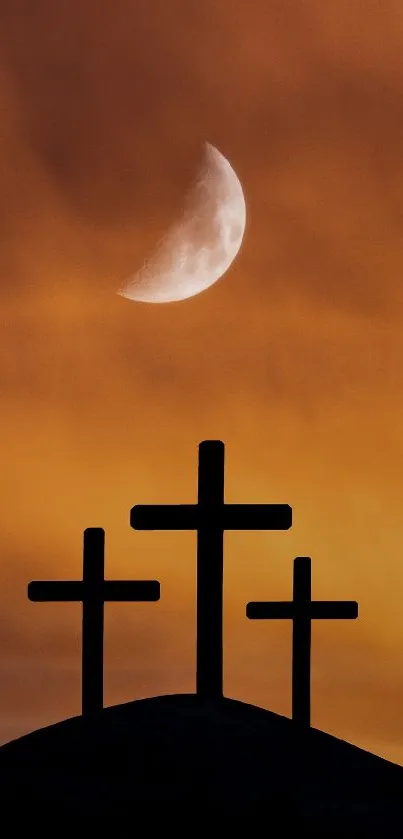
[2,0,403,765]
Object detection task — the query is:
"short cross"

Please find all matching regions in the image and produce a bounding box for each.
[130,440,292,699]
[28,527,160,717]
[246,556,358,726]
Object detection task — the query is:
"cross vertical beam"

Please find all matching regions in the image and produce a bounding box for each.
[292,556,311,726]
[82,527,104,717]
[197,440,224,698]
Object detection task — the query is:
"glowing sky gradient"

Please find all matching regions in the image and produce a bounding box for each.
[1,0,403,766]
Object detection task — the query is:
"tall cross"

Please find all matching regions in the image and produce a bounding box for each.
[246,556,358,726]
[28,527,160,717]
[130,440,292,699]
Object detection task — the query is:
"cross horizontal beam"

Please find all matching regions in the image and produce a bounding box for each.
[28,580,160,603]
[246,601,358,620]
[131,503,292,531]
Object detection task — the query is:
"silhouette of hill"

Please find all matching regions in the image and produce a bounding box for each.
[0,693,402,832]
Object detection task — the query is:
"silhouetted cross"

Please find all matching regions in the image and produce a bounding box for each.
[130,440,292,699]
[28,527,160,717]
[246,556,358,726]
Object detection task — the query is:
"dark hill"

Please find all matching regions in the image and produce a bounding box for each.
[0,693,402,833]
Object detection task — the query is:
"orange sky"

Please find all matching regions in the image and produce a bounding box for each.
[2,0,403,764]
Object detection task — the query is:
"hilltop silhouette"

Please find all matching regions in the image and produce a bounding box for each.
[1,693,403,831]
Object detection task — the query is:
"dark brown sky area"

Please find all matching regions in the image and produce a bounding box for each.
[1,0,403,766]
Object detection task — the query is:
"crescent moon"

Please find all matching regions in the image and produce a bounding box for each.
[117,142,246,303]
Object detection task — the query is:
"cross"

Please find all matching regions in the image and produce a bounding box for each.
[130,440,292,699]
[246,556,358,726]
[28,527,160,718]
